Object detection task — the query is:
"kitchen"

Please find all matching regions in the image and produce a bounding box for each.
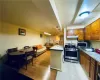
[65,18,100,80]
[50,18,100,80]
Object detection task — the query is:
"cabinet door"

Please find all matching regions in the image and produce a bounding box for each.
[85,24,91,40]
[74,29,84,40]
[78,29,84,41]
[80,52,85,68]
[90,63,95,80]
[80,51,83,64]
[85,59,90,75]
[91,19,100,40]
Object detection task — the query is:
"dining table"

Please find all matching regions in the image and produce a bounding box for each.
[7,47,34,69]
[8,47,33,56]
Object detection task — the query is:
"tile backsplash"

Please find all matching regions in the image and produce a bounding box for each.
[91,41,100,48]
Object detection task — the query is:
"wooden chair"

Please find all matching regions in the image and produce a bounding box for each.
[24,47,37,70]
[24,46,30,49]
[24,51,34,70]
[32,47,37,57]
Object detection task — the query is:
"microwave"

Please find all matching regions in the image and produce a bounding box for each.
[77,42,87,48]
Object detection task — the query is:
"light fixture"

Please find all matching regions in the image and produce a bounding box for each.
[44,32,51,36]
[79,11,90,19]
[69,30,73,34]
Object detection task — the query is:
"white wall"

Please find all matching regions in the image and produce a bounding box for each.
[0,22,46,56]
[91,41,100,49]
[85,14,100,27]
[66,39,78,46]
[67,25,84,29]
[64,28,66,45]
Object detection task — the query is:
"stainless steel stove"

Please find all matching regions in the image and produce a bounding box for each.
[64,44,78,62]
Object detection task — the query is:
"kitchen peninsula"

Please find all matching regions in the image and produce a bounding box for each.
[50,45,63,71]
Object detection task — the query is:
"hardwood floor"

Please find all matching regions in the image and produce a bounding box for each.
[50,69,57,80]
[19,51,57,80]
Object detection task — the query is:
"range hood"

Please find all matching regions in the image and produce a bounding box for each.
[67,36,78,38]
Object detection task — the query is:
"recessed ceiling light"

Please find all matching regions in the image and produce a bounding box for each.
[79,11,90,19]
[44,32,51,36]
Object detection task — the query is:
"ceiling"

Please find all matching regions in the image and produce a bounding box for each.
[51,0,100,28]
[74,0,100,25]
[0,0,60,35]
[51,0,80,27]
[0,0,100,35]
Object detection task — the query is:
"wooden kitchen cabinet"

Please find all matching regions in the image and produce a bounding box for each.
[91,19,100,40]
[90,63,95,80]
[80,51,90,75]
[85,18,100,40]
[80,50,97,80]
[96,62,100,80]
[80,51,84,67]
[67,29,84,40]
[85,24,91,40]
[75,29,84,41]
[90,58,96,80]
[85,58,90,75]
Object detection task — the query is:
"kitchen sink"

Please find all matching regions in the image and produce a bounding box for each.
[85,48,94,52]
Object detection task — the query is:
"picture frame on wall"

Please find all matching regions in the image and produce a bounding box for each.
[18,28,26,36]
[40,34,43,38]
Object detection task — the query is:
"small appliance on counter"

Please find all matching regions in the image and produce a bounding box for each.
[77,42,87,48]
[95,49,100,54]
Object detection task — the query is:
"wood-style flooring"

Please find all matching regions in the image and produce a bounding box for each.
[19,51,57,80]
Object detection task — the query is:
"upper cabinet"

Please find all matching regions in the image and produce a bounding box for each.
[91,19,100,40]
[67,29,84,41]
[74,29,84,40]
[85,24,91,40]
[67,29,74,36]
[85,18,100,40]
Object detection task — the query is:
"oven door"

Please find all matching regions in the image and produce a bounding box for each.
[64,50,78,60]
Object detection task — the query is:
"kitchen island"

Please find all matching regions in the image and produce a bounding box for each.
[50,45,63,71]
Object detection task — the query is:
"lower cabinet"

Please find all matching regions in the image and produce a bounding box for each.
[80,51,97,80]
[97,63,100,80]
[85,59,90,75]
[80,51,90,76]
[90,63,95,80]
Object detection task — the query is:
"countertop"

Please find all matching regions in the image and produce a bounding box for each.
[50,45,63,51]
[78,47,100,63]
[0,64,33,80]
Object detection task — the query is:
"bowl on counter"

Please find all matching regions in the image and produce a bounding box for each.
[95,49,100,54]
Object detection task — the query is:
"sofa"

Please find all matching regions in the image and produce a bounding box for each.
[36,46,46,56]
[45,43,54,50]
[33,45,47,56]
